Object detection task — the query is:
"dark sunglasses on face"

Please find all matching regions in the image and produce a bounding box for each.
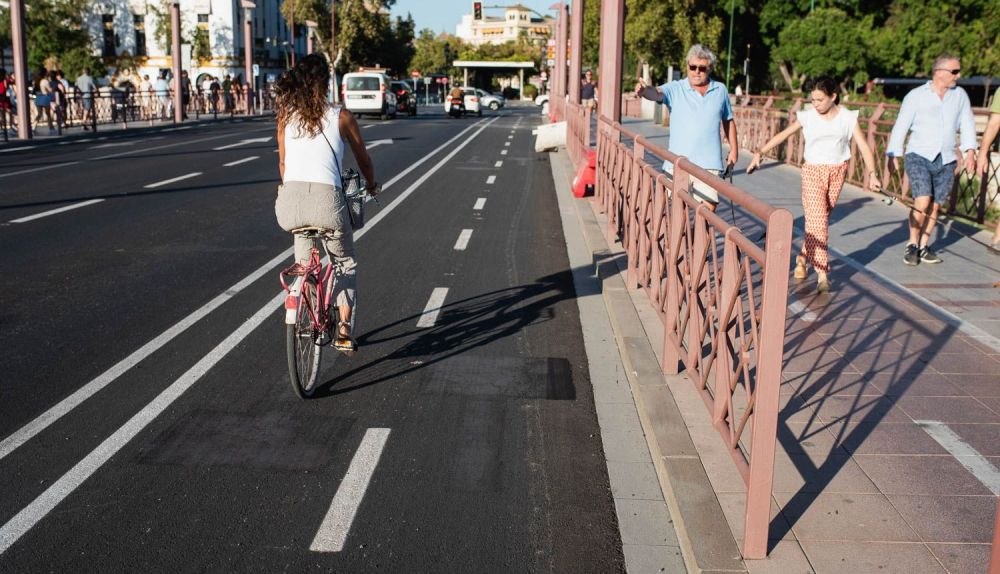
[688,64,709,73]
[936,68,961,75]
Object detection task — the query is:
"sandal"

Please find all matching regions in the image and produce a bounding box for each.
[816,278,831,294]
[793,256,808,280]
[333,325,357,353]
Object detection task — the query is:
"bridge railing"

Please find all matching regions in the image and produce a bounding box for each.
[565,100,592,170]
[592,114,793,559]
[731,96,1000,225]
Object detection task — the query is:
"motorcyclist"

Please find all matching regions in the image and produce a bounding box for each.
[448,86,465,114]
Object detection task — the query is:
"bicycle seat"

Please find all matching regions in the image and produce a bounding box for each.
[291,226,335,238]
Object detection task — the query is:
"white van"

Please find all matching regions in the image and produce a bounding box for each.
[341,72,397,120]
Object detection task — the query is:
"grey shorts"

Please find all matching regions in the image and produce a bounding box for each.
[662,162,721,204]
[904,153,955,205]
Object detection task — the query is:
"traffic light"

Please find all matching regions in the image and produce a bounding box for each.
[473,2,482,20]
[444,41,452,65]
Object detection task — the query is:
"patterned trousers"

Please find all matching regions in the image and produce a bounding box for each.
[800,162,848,274]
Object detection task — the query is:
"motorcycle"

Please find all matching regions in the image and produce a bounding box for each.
[448,96,464,118]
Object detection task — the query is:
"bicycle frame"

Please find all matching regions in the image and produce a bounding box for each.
[279,245,337,336]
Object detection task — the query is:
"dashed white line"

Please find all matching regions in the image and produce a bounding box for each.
[473,197,486,210]
[494,161,503,168]
[486,175,496,184]
[507,135,513,139]
[309,428,392,552]
[0,291,285,555]
[416,288,449,328]
[501,149,508,155]
[454,229,473,250]
[787,299,816,322]
[0,146,35,153]
[223,156,259,167]
[915,420,1000,494]
[144,172,202,189]
[504,142,510,147]
[9,199,105,223]
[0,161,80,179]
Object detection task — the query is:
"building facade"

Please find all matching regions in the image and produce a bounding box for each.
[455,4,552,46]
[87,0,305,88]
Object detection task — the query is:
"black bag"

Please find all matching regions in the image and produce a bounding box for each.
[321,129,367,230]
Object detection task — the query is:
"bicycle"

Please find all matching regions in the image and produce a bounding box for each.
[278,179,378,398]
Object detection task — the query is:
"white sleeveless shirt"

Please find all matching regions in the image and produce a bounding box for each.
[796,106,858,165]
[282,106,344,188]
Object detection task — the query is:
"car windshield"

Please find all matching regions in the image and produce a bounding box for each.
[346,77,379,91]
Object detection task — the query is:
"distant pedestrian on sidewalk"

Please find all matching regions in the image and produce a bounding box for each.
[49,71,67,132]
[0,69,11,135]
[580,70,597,112]
[153,71,170,119]
[976,92,1000,254]
[33,70,54,135]
[747,76,882,293]
[634,44,738,212]
[886,54,977,266]
[75,67,96,130]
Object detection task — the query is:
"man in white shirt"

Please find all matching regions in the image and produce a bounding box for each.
[886,54,977,266]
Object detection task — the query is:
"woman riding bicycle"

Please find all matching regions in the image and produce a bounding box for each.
[274,54,378,352]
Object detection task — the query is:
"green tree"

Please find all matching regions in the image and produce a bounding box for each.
[409,28,454,75]
[0,0,99,76]
[773,7,873,90]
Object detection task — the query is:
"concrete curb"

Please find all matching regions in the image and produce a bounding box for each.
[549,149,746,573]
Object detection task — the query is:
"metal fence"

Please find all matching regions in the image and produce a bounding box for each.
[2,87,272,141]
[732,95,1000,225]
[581,108,793,559]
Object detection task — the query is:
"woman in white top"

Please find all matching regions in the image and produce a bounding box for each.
[747,77,881,293]
[275,54,378,351]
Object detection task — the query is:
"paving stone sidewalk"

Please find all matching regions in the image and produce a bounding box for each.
[570,116,1000,573]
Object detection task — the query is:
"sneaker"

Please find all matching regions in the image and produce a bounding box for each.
[903,243,920,266]
[919,246,942,264]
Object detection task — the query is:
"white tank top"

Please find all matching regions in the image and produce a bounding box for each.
[797,106,858,165]
[282,106,344,188]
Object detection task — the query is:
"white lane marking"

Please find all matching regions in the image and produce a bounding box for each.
[416,288,449,328]
[365,139,393,150]
[507,135,513,139]
[213,137,272,151]
[501,149,508,155]
[223,156,259,167]
[309,428,391,552]
[787,299,816,322]
[914,421,1000,495]
[0,118,493,464]
[0,247,293,462]
[363,124,375,129]
[0,161,80,179]
[9,199,105,223]
[0,292,285,555]
[144,172,202,189]
[486,175,496,184]
[504,142,510,147]
[0,146,35,153]
[89,141,138,150]
[494,161,503,168]
[273,149,279,153]
[454,229,473,250]
[473,198,486,210]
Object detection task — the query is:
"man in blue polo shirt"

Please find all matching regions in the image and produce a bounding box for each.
[635,44,739,211]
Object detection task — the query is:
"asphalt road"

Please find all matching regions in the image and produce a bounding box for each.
[0,107,625,572]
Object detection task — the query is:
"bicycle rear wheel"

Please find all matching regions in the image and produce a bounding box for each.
[286,276,322,398]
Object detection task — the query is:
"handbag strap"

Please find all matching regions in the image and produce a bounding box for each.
[319,107,344,181]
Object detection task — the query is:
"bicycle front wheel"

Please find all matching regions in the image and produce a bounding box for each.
[286,276,322,398]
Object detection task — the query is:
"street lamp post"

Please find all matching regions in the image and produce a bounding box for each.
[242,1,255,115]
[289,0,296,67]
[725,0,735,89]
[170,1,183,123]
[306,20,317,54]
[9,0,30,140]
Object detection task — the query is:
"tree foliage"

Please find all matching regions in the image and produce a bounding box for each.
[0,0,102,77]
[774,8,873,87]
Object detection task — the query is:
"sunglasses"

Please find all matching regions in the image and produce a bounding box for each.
[936,68,961,75]
[688,64,709,73]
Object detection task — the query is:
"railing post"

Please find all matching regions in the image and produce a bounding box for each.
[786,99,802,165]
[713,234,739,424]
[741,207,793,559]
[626,140,646,287]
[867,104,884,192]
[663,168,686,375]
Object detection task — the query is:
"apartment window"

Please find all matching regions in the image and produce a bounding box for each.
[133,15,147,57]
[197,13,209,30]
[102,14,115,57]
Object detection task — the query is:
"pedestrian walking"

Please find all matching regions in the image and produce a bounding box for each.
[33,70,54,135]
[153,71,170,119]
[0,69,11,136]
[223,74,233,112]
[886,53,977,266]
[634,44,739,212]
[210,76,221,114]
[139,74,152,120]
[274,54,380,352]
[49,71,67,132]
[580,69,597,112]
[976,91,1000,254]
[180,70,192,119]
[75,67,96,130]
[746,76,882,293]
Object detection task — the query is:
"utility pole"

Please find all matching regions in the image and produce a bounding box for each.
[170,1,183,123]
[9,0,30,139]
[725,0,734,89]
[330,0,338,104]
[242,1,255,115]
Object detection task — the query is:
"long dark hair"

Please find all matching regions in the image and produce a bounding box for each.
[803,76,840,105]
[274,54,331,137]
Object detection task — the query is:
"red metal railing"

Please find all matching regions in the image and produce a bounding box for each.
[589,114,793,559]
[565,100,592,169]
[732,96,1000,225]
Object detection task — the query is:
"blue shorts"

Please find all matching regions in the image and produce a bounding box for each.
[904,153,955,205]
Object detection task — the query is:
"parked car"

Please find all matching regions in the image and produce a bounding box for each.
[477,89,504,110]
[341,72,397,120]
[391,81,418,116]
[441,87,482,117]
